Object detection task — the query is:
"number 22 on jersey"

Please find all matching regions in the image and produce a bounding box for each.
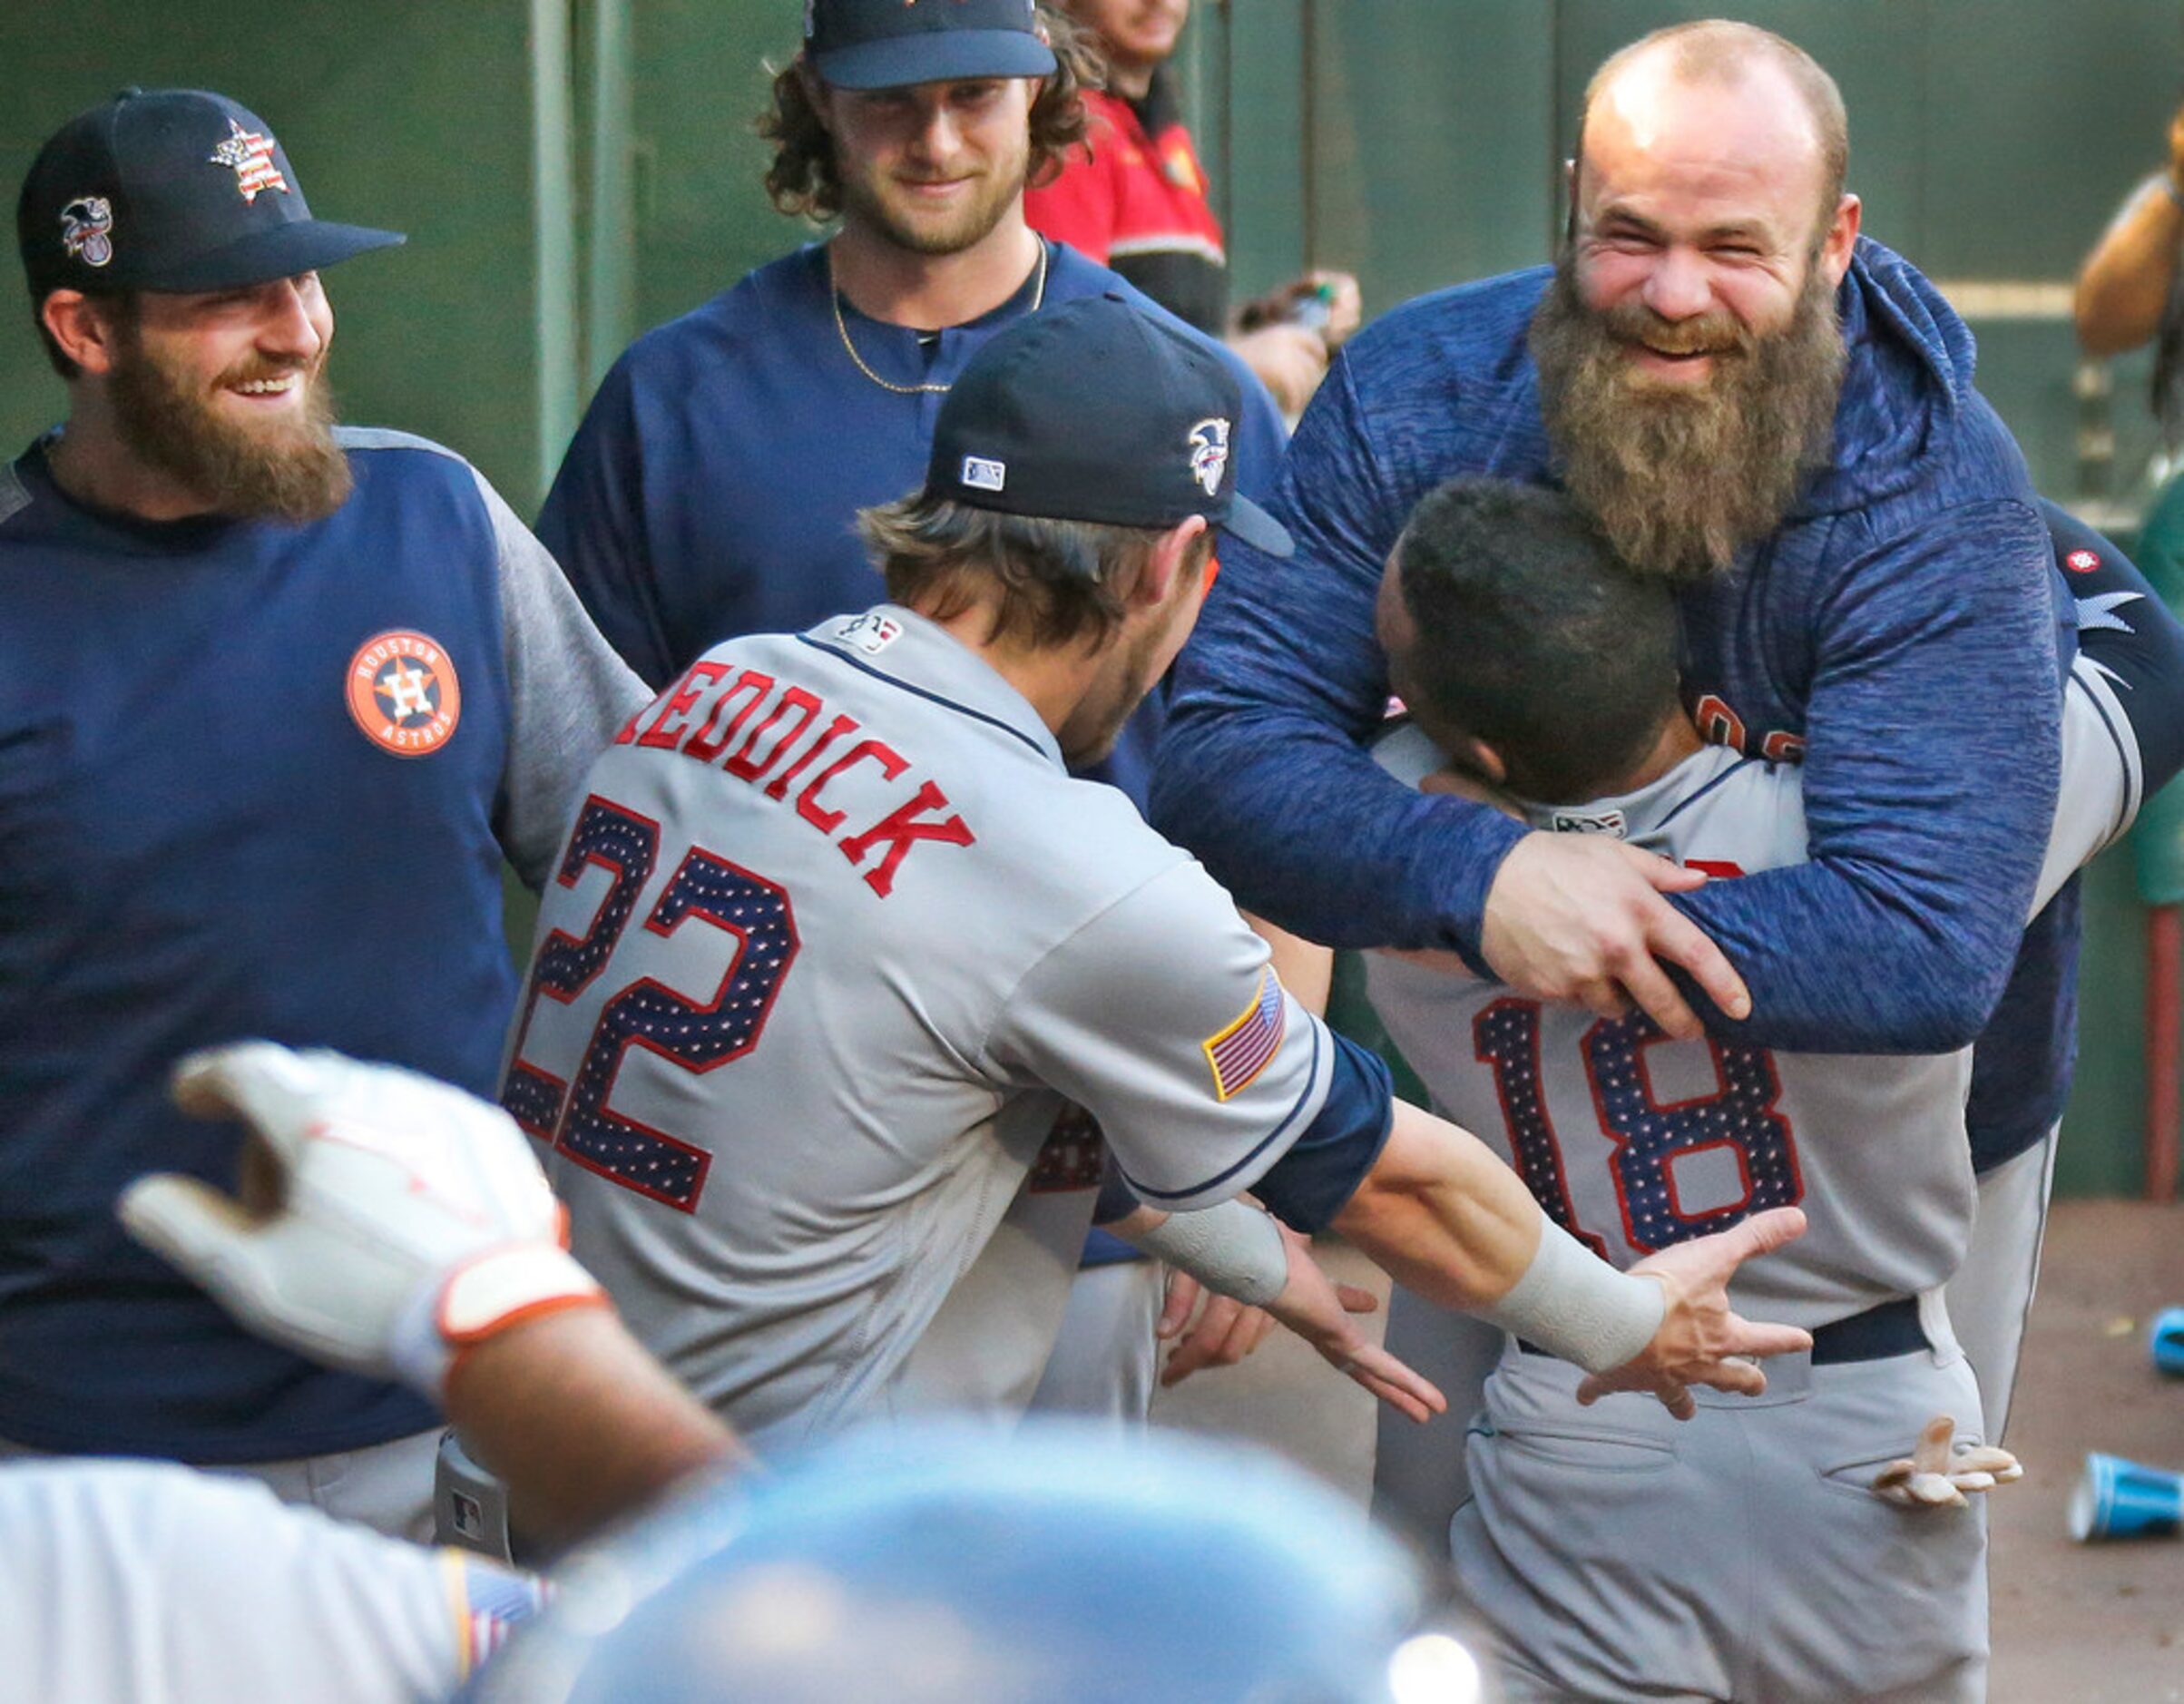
[1472,998,1803,1257]
[502,795,798,1211]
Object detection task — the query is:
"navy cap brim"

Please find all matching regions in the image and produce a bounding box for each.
[1220,494,1293,558]
[811,30,1057,90]
[134,218,405,293]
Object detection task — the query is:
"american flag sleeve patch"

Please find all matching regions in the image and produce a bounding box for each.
[1201,968,1287,1102]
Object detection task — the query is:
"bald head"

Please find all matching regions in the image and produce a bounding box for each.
[1581,22,1848,231]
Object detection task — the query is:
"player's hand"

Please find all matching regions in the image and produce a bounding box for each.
[1574,1207,1812,1418]
[1158,1272,1278,1386]
[1871,1415,2025,1509]
[1261,1223,1447,1424]
[1482,832,1751,1040]
[2167,102,2184,198]
[118,1042,603,1401]
[1228,322,1329,418]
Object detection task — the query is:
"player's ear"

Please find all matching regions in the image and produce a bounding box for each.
[1136,516,1208,610]
[1457,737,1507,788]
[41,289,123,378]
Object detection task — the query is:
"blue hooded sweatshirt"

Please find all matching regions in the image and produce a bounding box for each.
[1153,238,2083,1169]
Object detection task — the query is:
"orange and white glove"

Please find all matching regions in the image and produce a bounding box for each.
[119,1042,604,1403]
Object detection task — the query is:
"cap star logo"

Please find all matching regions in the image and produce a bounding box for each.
[210,119,289,203]
[346,630,463,757]
[59,196,114,268]
[2065,548,2101,574]
[1187,416,1231,498]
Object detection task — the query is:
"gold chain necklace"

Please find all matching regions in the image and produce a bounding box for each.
[828,241,1050,396]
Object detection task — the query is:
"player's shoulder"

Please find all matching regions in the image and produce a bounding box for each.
[332,426,503,524]
[615,249,825,383]
[1640,747,1807,874]
[334,426,475,478]
[1339,264,1552,398]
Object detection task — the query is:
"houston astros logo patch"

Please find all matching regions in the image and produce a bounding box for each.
[347,630,461,756]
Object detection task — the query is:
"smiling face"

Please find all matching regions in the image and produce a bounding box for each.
[1569,52,1853,382]
[103,271,350,522]
[1530,44,1857,579]
[1069,0,1189,88]
[818,74,1038,259]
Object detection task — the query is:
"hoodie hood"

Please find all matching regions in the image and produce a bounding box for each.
[1799,235,1976,518]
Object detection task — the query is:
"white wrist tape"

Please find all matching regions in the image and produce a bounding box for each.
[1479,1217,1664,1375]
[1131,1200,1289,1308]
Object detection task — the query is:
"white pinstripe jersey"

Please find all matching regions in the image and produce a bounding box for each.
[1364,728,1977,1329]
[504,608,1333,1447]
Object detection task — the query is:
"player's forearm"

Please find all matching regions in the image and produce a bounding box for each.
[2075,177,2184,356]
[1331,1099,1546,1309]
[1155,704,1525,958]
[1333,1101,1665,1370]
[447,1308,744,1554]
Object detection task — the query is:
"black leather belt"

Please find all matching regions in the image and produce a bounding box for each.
[1520,1295,1929,1366]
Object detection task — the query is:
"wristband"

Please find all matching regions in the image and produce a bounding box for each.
[392,1243,607,1399]
[1130,1200,1289,1308]
[1477,1217,1664,1374]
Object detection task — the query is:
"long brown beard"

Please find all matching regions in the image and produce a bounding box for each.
[1529,257,1846,580]
[108,327,352,524]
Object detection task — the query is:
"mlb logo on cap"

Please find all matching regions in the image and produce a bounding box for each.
[925,294,1292,560]
[804,0,1054,90]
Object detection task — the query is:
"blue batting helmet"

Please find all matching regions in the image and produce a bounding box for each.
[465,1420,1490,1703]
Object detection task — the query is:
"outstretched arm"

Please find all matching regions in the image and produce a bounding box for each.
[1109,1200,1446,1422]
[1321,1098,1811,1418]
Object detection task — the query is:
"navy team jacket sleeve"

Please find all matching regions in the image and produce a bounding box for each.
[1157,357,2068,1053]
[1152,354,1526,970]
[535,354,675,690]
[1667,501,2062,1053]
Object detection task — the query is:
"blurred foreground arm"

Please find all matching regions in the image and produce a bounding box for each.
[119,1044,740,1549]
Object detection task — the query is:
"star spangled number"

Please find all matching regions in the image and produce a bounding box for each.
[501,795,800,1212]
[1473,999,1802,1257]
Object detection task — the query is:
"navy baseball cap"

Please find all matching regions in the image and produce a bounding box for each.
[18,88,404,299]
[805,0,1057,90]
[926,295,1293,557]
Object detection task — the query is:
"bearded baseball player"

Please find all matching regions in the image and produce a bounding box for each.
[0,88,645,1538]
[502,294,1810,1454]
[1330,476,2181,1703]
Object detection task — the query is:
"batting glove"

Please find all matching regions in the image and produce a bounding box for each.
[1871,1414,2025,1510]
[119,1042,605,1404]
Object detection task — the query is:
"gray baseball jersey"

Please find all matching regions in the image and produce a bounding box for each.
[1366,730,1975,1329]
[1366,674,2132,1702]
[504,608,1337,1449]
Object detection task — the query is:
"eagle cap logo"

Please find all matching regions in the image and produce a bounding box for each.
[1187,416,1231,499]
[59,197,114,267]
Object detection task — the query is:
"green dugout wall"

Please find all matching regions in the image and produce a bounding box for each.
[4,1,2180,1192]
